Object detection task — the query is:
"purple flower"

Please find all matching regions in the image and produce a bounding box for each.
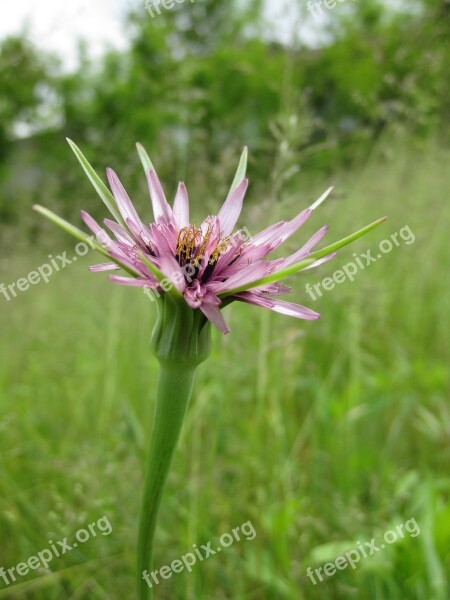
[34,141,386,334]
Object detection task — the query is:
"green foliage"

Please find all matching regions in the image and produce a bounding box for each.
[0,3,449,596]
[0,36,57,146]
[1,0,449,248]
[0,143,449,599]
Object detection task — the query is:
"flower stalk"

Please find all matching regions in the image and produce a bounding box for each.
[137,295,211,599]
[32,140,387,599]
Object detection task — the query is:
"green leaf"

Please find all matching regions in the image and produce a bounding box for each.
[228,146,248,194]
[220,216,387,297]
[136,142,156,174]
[33,205,139,277]
[33,205,107,254]
[136,251,165,283]
[308,216,388,260]
[66,138,125,226]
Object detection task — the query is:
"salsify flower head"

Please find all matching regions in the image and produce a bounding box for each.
[34,140,386,335]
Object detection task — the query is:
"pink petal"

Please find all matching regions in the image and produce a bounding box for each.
[251,221,286,246]
[173,182,189,229]
[148,223,175,255]
[197,217,222,275]
[217,178,248,236]
[200,301,230,334]
[106,168,145,230]
[268,299,321,320]
[104,219,135,245]
[208,261,269,293]
[255,283,292,296]
[211,236,246,276]
[89,263,121,272]
[108,250,147,277]
[235,292,320,320]
[282,225,329,268]
[299,225,329,254]
[80,211,117,251]
[303,252,336,270]
[158,254,186,293]
[147,170,173,223]
[216,243,272,278]
[270,208,312,250]
[125,218,155,248]
[109,275,157,287]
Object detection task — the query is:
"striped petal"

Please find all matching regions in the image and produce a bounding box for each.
[200,300,230,334]
[147,170,173,223]
[89,263,121,272]
[269,208,312,250]
[303,252,336,270]
[158,254,186,293]
[109,275,157,287]
[173,182,189,229]
[251,221,286,246]
[80,211,117,251]
[217,178,248,236]
[106,168,146,230]
[208,261,269,294]
[281,225,329,268]
[235,292,320,320]
[104,219,135,245]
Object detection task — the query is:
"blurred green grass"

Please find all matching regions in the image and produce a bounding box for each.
[0,142,449,599]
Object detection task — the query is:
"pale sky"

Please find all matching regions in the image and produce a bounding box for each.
[0,0,321,71]
[0,0,134,70]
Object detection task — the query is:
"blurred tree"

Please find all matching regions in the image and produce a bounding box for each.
[0,35,57,158]
[1,0,449,249]
[302,0,450,164]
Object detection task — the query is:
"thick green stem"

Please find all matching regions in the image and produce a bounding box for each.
[137,294,212,599]
[137,363,197,599]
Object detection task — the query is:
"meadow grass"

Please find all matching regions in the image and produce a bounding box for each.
[0,141,449,599]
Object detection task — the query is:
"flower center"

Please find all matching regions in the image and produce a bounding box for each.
[176,224,230,268]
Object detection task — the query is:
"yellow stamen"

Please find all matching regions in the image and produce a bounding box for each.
[176,223,231,267]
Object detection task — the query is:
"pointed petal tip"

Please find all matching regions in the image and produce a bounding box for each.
[310,186,334,210]
[237,177,249,192]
